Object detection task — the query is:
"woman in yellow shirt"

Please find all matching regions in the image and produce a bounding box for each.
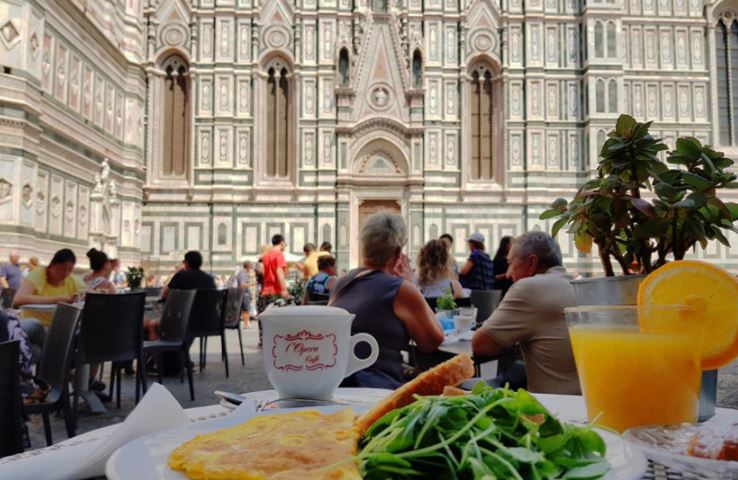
[14,248,84,326]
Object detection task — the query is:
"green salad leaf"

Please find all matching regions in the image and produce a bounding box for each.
[358,384,611,480]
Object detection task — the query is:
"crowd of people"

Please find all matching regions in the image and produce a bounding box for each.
[1,211,580,403]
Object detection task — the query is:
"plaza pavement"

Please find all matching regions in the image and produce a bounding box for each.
[25,325,738,450]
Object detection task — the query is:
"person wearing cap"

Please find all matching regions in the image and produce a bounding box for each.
[459,232,495,290]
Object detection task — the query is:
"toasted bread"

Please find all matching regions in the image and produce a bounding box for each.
[355,354,475,434]
[687,423,738,461]
[442,386,467,396]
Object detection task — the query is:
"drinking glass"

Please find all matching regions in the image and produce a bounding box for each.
[565,305,703,432]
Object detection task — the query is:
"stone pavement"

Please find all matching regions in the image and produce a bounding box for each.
[25,325,738,450]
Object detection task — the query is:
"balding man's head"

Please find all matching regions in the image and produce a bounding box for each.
[9,252,19,265]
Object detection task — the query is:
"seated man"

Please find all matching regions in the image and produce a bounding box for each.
[472,231,580,395]
[146,251,215,340]
[303,256,338,304]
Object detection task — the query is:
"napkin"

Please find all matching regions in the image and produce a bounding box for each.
[0,383,189,480]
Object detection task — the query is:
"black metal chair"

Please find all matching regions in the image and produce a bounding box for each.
[74,292,147,411]
[470,290,502,324]
[223,288,245,366]
[26,304,82,446]
[1,288,16,310]
[143,289,197,400]
[0,340,23,458]
[189,289,229,377]
[144,287,163,298]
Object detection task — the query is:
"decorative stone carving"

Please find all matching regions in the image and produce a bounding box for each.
[79,205,87,226]
[202,81,211,111]
[201,132,211,164]
[29,32,39,59]
[0,178,11,203]
[369,85,392,110]
[50,196,60,218]
[22,183,32,207]
[161,23,188,47]
[36,190,45,215]
[266,26,290,49]
[239,132,249,165]
[0,20,20,49]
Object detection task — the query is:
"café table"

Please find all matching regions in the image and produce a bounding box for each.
[18,303,107,415]
[3,389,735,479]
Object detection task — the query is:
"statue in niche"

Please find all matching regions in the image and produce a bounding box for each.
[94,159,110,194]
[412,51,423,88]
[108,180,117,200]
[338,49,350,86]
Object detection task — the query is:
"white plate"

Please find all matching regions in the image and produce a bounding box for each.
[624,424,738,479]
[106,404,647,480]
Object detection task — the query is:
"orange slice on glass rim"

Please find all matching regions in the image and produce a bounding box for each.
[638,260,738,370]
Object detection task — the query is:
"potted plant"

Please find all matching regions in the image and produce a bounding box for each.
[541,114,738,303]
[125,266,144,290]
[436,289,458,332]
[541,114,738,419]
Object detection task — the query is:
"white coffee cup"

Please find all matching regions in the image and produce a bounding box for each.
[454,315,475,334]
[259,305,380,400]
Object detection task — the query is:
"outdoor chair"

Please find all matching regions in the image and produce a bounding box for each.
[26,304,82,446]
[189,289,229,377]
[143,289,197,400]
[144,287,163,298]
[1,288,16,310]
[223,288,245,366]
[0,340,23,458]
[470,290,502,324]
[75,292,147,411]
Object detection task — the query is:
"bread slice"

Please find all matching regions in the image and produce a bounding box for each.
[442,385,468,397]
[355,354,475,434]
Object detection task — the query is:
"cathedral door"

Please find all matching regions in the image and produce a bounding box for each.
[358,200,401,265]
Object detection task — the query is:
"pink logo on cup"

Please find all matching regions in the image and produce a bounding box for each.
[272,330,338,372]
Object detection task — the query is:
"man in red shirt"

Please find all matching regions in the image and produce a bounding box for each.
[260,233,288,302]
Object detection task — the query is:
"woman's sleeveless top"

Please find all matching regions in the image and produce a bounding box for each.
[331,269,407,382]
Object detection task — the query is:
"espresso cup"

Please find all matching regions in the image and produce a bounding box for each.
[259,305,379,400]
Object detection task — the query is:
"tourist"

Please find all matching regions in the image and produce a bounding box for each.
[319,241,333,254]
[303,256,338,304]
[14,248,84,359]
[22,256,40,278]
[148,251,215,340]
[237,261,255,327]
[83,248,116,293]
[471,232,580,395]
[160,251,215,300]
[439,233,459,277]
[458,232,495,290]
[416,239,464,299]
[302,242,330,280]
[0,251,22,291]
[492,236,514,298]
[331,213,444,389]
[258,234,289,313]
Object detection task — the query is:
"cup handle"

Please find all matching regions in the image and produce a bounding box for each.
[345,333,379,377]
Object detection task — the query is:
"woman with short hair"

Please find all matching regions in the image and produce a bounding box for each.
[416,239,464,299]
[330,213,444,389]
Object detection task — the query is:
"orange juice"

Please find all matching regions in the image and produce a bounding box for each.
[569,326,701,432]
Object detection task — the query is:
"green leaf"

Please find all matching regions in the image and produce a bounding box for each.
[675,136,703,157]
[682,172,714,191]
[562,461,611,479]
[552,217,568,238]
[711,226,731,247]
[726,202,738,221]
[630,198,656,218]
[615,114,636,138]
[504,447,545,464]
[540,209,562,220]
[724,182,738,189]
[634,218,671,239]
[673,199,696,209]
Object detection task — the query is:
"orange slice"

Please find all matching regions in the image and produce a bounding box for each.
[638,260,738,370]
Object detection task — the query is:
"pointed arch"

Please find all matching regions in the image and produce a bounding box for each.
[467,60,503,181]
[608,79,618,112]
[595,79,606,113]
[713,12,738,146]
[412,50,423,88]
[338,47,350,86]
[594,22,604,58]
[606,22,617,58]
[160,54,190,177]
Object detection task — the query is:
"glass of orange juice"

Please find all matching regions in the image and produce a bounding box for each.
[565,305,703,432]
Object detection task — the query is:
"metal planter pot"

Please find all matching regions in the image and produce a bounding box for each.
[570,275,716,421]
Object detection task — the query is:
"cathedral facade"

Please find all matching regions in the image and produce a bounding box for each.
[1,0,737,273]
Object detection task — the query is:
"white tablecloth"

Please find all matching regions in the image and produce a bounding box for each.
[3,389,737,480]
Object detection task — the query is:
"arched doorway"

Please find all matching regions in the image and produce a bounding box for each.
[357,199,401,265]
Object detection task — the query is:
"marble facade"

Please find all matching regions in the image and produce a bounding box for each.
[1,0,737,274]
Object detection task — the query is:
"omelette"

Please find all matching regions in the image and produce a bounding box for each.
[168,408,361,480]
